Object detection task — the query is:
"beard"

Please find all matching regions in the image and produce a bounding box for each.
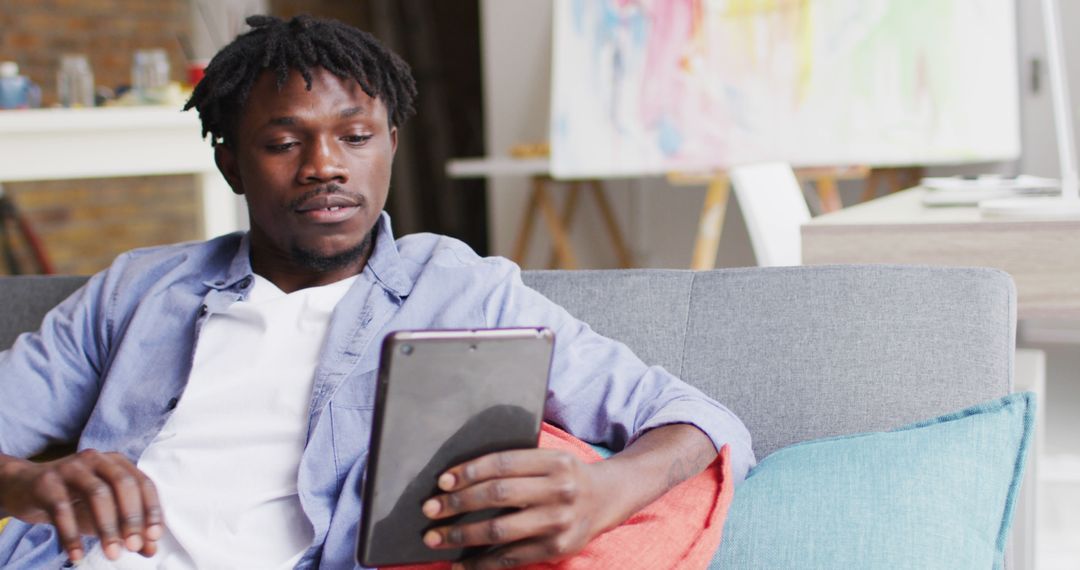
[291,228,375,273]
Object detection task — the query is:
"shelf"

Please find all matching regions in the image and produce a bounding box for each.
[0,106,244,239]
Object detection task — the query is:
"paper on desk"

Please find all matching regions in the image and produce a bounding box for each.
[919,175,1061,206]
[920,174,1060,191]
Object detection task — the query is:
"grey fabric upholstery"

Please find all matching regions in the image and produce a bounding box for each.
[1,265,1015,461]
[0,275,87,350]
[523,265,1015,460]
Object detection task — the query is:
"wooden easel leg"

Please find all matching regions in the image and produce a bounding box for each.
[896,167,923,192]
[814,176,843,213]
[885,168,901,194]
[510,177,543,266]
[862,170,881,203]
[535,181,579,269]
[546,182,582,269]
[690,177,730,271]
[866,166,924,197]
[588,181,634,268]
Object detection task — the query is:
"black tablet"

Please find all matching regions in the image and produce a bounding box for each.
[356,328,555,567]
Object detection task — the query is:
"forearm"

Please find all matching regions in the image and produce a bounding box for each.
[588,423,717,532]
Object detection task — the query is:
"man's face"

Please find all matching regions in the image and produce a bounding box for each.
[216,67,397,274]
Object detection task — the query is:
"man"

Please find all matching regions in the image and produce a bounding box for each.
[0,15,753,569]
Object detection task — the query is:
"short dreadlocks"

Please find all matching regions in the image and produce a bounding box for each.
[184,14,418,147]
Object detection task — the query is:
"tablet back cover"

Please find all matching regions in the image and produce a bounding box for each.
[357,328,554,566]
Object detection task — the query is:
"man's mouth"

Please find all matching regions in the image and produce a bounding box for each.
[293,191,365,223]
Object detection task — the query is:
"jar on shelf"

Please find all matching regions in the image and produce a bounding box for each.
[131,49,171,104]
[57,54,95,108]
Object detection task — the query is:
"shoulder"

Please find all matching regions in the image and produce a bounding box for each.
[110,233,241,272]
[395,232,518,281]
[95,233,244,294]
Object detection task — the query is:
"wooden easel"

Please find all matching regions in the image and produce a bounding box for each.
[673,165,874,271]
[862,166,925,201]
[504,142,634,270]
[488,143,922,271]
[511,176,634,270]
[797,165,872,214]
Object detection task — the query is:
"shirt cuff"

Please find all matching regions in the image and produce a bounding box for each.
[631,401,757,484]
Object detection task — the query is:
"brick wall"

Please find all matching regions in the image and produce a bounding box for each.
[0,0,190,105]
[0,0,200,276]
[3,176,201,276]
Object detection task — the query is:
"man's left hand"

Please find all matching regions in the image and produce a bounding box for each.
[419,423,718,570]
[420,447,619,569]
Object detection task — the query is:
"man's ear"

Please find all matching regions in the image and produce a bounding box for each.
[214,144,245,196]
[389,126,398,157]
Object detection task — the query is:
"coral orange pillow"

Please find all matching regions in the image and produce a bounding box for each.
[390,422,732,570]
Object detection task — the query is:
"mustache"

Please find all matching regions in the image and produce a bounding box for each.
[287,184,366,211]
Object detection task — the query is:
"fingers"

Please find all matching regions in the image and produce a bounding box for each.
[423,505,575,550]
[63,450,162,560]
[62,458,124,559]
[423,476,562,520]
[2,450,163,563]
[439,449,576,492]
[425,450,595,562]
[94,455,146,552]
[112,457,165,550]
[28,471,84,562]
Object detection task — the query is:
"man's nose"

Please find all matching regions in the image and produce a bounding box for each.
[298,136,348,184]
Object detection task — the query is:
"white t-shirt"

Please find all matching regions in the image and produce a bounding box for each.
[83,274,357,569]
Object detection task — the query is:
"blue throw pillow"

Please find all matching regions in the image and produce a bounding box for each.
[711,392,1035,569]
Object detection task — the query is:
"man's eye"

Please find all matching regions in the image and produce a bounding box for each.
[267,142,298,152]
[343,134,373,145]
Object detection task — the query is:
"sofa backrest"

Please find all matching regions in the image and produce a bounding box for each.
[0,275,87,349]
[523,265,1015,459]
[1,266,1015,460]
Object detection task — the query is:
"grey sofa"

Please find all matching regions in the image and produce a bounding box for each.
[0,265,1014,462]
[0,266,1017,561]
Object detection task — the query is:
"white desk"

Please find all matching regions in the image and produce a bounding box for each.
[802,187,1080,320]
[0,107,246,239]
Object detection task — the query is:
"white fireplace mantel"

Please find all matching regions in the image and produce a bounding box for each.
[0,106,246,239]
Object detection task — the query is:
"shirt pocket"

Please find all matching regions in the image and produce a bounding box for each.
[329,402,374,482]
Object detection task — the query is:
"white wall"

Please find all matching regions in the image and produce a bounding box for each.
[189,0,268,59]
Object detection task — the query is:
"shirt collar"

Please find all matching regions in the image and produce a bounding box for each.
[364,211,414,299]
[202,211,414,298]
[202,232,255,292]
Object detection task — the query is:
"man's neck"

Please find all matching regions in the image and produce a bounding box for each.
[250,231,376,294]
[255,264,367,294]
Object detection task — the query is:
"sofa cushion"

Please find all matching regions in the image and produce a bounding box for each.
[711,392,1035,569]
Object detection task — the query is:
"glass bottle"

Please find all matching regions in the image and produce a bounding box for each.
[132,49,170,104]
[57,54,95,108]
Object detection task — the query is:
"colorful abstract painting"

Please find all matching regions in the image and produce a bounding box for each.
[550,0,1020,179]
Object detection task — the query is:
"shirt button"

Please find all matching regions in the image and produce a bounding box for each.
[166,397,179,411]
[198,304,208,317]
[239,276,253,289]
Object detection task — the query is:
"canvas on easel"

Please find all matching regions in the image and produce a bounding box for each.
[550,0,1021,179]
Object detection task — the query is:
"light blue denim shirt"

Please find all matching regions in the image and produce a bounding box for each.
[0,213,754,568]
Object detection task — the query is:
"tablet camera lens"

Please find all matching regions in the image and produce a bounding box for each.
[401,344,413,355]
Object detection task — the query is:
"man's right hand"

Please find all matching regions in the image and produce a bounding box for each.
[0,449,164,563]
